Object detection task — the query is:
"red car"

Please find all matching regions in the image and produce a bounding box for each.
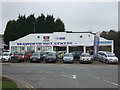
[24,52,32,60]
[11,53,25,62]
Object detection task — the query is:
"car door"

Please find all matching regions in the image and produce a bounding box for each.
[102,53,107,62]
[98,52,102,61]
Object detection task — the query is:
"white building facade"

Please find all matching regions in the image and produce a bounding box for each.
[9,32,114,54]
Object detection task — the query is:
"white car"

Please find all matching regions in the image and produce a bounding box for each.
[0,52,11,62]
[80,53,92,63]
[97,51,119,64]
[63,53,74,63]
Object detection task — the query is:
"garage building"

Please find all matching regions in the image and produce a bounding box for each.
[9,32,114,54]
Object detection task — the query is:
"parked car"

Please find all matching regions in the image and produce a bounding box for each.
[57,51,66,59]
[41,51,57,61]
[63,53,74,63]
[71,51,82,59]
[97,51,119,64]
[45,52,58,63]
[0,52,11,62]
[11,52,25,62]
[80,53,92,63]
[24,52,32,60]
[30,52,42,62]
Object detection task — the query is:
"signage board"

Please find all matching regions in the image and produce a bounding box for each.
[93,35,99,59]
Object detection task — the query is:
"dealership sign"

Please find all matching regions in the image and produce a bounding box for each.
[93,35,99,59]
[17,42,75,46]
[55,37,65,40]
[43,36,50,42]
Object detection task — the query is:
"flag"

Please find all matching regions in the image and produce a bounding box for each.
[93,35,99,59]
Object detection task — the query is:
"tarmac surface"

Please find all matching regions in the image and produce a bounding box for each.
[1,60,120,89]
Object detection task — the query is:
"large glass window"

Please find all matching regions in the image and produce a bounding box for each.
[27,46,35,51]
[41,46,52,51]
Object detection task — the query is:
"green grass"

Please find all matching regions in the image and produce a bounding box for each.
[1,77,19,90]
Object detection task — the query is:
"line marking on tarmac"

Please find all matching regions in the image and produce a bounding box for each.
[93,75,120,87]
[103,79,120,86]
[2,75,36,90]
[61,74,77,80]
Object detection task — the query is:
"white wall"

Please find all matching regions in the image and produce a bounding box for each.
[10,32,96,46]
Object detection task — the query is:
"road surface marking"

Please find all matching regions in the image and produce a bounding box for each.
[2,75,36,89]
[72,75,76,79]
[103,80,120,86]
[94,76,100,79]
[61,74,77,80]
[93,75,120,87]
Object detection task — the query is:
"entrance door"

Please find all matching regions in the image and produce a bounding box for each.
[69,46,83,52]
[53,46,66,52]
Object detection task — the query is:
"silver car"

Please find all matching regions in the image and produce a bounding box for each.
[0,52,11,62]
[45,52,58,63]
[80,53,92,63]
[63,53,74,63]
[97,51,119,64]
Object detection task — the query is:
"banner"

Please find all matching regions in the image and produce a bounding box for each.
[93,35,99,59]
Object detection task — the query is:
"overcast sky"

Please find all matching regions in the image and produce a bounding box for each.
[0,1,118,34]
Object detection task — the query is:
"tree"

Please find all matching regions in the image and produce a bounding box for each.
[36,14,46,33]
[54,18,65,32]
[4,14,65,47]
[45,15,55,33]
[100,30,120,59]
[4,20,17,45]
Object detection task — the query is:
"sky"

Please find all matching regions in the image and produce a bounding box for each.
[0,0,119,34]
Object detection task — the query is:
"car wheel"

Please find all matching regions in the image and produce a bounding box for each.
[8,58,10,62]
[98,58,100,61]
[106,60,109,64]
[38,61,41,63]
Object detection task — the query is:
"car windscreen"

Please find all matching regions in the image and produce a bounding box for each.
[3,53,10,56]
[81,54,91,57]
[32,53,38,56]
[48,53,56,56]
[16,53,24,55]
[107,54,115,57]
[64,54,73,57]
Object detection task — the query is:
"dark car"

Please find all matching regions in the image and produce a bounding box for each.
[45,52,58,63]
[70,51,82,59]
[30,52,42,63]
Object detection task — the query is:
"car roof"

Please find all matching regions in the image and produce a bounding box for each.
[65,53,73,55]
[98,51,114,54]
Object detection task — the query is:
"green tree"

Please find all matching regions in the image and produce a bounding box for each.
[45,15,55,33]
[100,30,120,59]
[4,14,65,47]
[36,14,46,33]
[4,20,17,45]
[54,18,65,32]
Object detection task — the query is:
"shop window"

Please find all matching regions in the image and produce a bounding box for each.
[27,46,35,51]
[22,47,25,50]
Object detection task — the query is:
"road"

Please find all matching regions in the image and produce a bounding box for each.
[1,62,119,88]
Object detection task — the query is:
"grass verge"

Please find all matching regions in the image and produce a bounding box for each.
[1,76,19,90]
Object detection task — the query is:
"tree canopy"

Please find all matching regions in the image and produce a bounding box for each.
[100,30,120,59]
[4,14,65,45]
